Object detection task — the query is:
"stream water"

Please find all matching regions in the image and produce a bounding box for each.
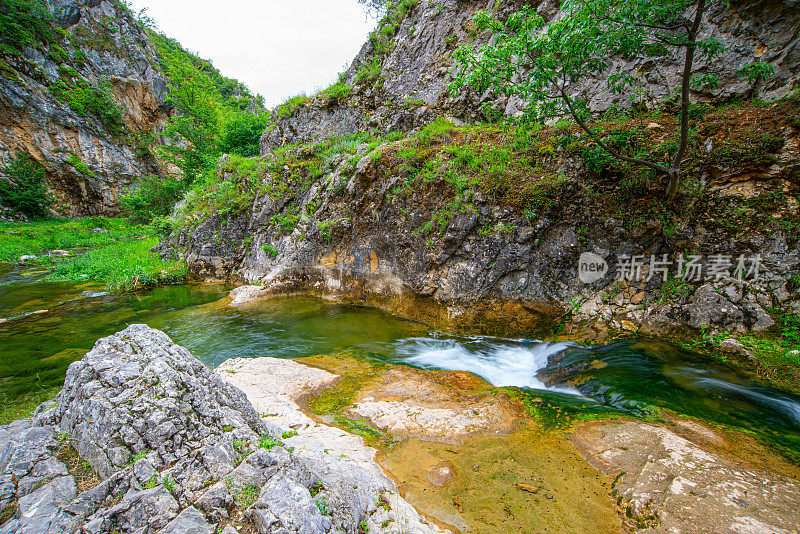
[2,261,800,458]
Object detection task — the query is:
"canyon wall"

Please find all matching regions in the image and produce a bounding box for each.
[0,0,171,216]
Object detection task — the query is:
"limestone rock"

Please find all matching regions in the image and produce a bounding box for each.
[0,0,172,216]
[571,420,800,533]
[0,326,447,534]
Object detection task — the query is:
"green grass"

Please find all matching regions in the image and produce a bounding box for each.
[0,388,58,426]
[0,217,187,291]
[275,94,309,119]
[46,237,187,291]
[0,217,124,262]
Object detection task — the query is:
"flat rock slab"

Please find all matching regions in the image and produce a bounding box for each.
[570,420,800,533]
[349,368,522,442]
[217,356,450,534]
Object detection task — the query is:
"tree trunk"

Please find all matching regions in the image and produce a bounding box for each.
[665,168,681,203]
[667,0,707,203]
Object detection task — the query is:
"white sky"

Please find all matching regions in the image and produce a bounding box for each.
[126,0,377,107]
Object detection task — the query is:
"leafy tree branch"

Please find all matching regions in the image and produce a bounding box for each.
[450,0,751,203]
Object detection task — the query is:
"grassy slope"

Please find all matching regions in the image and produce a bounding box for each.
[0,217,186,291]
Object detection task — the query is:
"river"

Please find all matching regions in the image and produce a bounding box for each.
[2,261,800,458]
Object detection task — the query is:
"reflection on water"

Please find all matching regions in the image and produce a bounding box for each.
[2,266,800,456]
[146,297,429,368]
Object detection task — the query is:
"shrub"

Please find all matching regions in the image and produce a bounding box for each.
[0,153,51,217]
[120,175,185,223]
[66,155,95,177]
[0,0,56,56]
[219,114,269,157]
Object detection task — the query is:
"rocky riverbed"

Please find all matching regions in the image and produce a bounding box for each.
[2,324,799,533]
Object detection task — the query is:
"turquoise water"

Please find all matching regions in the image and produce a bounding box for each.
[2,266,800,458]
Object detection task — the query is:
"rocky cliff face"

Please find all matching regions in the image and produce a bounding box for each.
[173,100,800,341]
[263,0,800,150]
[171,0,800,345]
[0,0,171,216]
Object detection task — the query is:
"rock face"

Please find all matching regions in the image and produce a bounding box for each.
[571,420,800,533]
[262,0,800,150]
[0,326,446,534]
[174,0,800,339]
[0,0,171,216]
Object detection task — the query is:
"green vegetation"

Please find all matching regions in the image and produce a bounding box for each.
[0,217,121,261]
[0,217,187,291]
[120,175,185,224]
[320,82,352,105]
[50,78,125,135]
[452,0,733,203]
[275,94,308,119]
[0,0,56,56]
[0,153,51,217]
[66,154,95,178]
[258,434,285,450]
[219,113,268,157]
[173,154,267,229]
[227,479,260,509]
[687,311,800,393]
[48,235,186,291]
[315,496,331,516]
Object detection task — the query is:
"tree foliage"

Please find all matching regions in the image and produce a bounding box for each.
[0,153,51,218]
[119,174,184,223]
[0,0,56,56]
[147,31,268,184]
[219,114,269,157]
[452,0,731,202]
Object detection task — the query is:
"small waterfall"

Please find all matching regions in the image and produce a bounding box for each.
[391,337,578,392]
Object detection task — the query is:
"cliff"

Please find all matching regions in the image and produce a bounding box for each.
[262,0,800,149]
[0,0,171,217]
[171,0,799,341]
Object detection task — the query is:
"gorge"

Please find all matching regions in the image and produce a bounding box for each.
[2,0,800,532]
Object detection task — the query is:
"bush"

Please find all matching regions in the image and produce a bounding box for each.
[0,153,51,217]
[120,175,185,223]
[219,114,269,157]
[0,0,56,56]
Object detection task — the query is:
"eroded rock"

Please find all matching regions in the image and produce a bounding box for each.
[0,326,447,534]
[571,420,800,533]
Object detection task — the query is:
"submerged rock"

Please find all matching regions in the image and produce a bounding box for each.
[571,420,800,533]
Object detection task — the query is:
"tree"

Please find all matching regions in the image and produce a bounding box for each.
[451,0,729,203]
[0,153,51,218]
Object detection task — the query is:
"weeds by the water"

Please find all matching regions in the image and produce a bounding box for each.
[0,216,121,262]
[0,217,186,291]
[46,237,187,291]
[0,388,59,426]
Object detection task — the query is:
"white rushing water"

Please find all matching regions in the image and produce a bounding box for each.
[391,337,579,392]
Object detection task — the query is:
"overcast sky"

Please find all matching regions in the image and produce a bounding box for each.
[126,0,377,107]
